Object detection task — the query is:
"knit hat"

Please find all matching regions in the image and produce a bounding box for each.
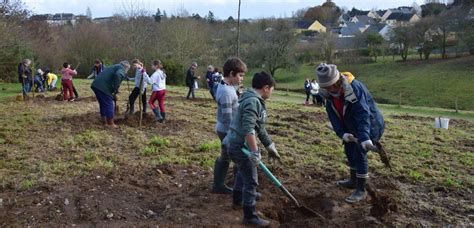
[316,63,340,87]
[37,69,44,75]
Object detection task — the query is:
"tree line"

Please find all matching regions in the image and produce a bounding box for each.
[0,0,472,83]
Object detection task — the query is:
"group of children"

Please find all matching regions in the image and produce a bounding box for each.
[209,57,385,226]
[17,59,59,95]
[90,59,167,128]
[20,55,385,226]
[126,59,167,123]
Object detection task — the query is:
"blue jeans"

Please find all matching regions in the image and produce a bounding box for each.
[344,142,368,178]
[92,87,114,119]
[228,143,258,207]
[22,81,32,95]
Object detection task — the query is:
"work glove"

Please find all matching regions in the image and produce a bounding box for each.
[342,133,358,143]
[249,150,262,167]
[266,143,281,163]
[361,140,374,151]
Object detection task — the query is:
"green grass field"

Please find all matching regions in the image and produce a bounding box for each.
[244,55,474,111]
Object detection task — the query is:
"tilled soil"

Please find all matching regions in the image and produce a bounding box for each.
[0,89,472,227]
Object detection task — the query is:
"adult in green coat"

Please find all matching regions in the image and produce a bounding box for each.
[91,60,131,128]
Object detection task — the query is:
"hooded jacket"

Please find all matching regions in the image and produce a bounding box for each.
[225,88,272,148]
[91,64,126,97]
[323,73,384,143]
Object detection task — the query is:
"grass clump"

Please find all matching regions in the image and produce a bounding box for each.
[150,136,170,147]
[198,139,221,152]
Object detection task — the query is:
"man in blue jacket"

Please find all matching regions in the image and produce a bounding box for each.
[316,63,384,203]
[91,60,130,128]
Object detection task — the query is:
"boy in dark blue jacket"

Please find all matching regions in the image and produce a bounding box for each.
[316,63,384,203]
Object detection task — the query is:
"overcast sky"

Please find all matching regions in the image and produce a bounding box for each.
[23,0,420,19]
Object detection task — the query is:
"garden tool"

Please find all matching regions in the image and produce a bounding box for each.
[343,135,392,171]
[114,94,120,114]
[368,141,392,171]
[241,148,326,221]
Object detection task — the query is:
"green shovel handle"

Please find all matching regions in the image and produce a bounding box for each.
[241,148,282,188]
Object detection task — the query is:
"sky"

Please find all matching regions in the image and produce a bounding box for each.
[23,0,420,19]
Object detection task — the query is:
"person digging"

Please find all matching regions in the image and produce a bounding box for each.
[224,71,281,226]
[91,60,131,128]
[316,63,385,203]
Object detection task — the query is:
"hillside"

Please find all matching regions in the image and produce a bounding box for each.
[245,55,474,110]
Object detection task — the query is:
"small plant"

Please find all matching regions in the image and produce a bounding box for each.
[140,146,159,156]
[198,139,221,152]
[150,136,170,147]
[199,158,215,168]
[408,170,424,181]
[20,178,36,189]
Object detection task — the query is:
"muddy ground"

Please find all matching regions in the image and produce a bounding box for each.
[0,87,473,227]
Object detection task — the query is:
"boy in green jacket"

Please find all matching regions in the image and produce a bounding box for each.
[224,71,280,226]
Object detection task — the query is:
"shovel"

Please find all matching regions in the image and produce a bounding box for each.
[346,135,392,171]
[241,148,326,221]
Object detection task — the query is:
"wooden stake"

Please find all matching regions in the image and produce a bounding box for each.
[455,97,458,113]
[399,91,402,107]
[138,71,144,127]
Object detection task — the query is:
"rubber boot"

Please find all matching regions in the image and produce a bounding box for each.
[159,112,166,123]
[345,177,367,203]
[336,169,356,189]
[152,108,163,122]
[232,191,243,210]
[242,205,270,226]
[128,104,135,115]
[212,159,233,194]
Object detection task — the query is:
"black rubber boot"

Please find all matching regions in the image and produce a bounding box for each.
[159,112,166,123]
[232,191,243,210]
[345,177,367,203]
[336,169,356,189]
[127,104,135,116]
[152,108,162,122]
[212,158,233,194]
[242,205,270,226]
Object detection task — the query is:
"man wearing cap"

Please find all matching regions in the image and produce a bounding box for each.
[316,63,384,203]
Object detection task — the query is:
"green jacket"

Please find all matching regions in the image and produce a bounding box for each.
[226,88,272,148]
[91,64,126,97]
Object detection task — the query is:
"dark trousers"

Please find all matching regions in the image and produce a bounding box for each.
[129,87,147,113]
[73,85,79,98]
[217,131,230,162]
[314,93,324,105]
[228,143,258,207]
[344,142,368,178]
[186,86,195,99]
[209,85,216,100]
[305,91,311,102]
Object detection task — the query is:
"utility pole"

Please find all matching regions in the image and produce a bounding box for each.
[237,0,241,57]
